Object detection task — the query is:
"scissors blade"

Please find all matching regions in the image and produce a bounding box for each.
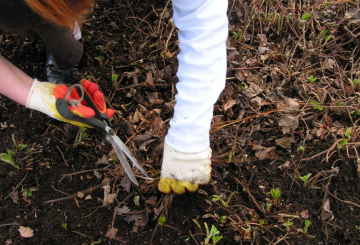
[108,133,151,179]
[106,134,139,186]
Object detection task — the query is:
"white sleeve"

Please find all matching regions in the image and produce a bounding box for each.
[165,0,228,153]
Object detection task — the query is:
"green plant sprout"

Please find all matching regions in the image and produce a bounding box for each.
[338,128,352,150]
[86,75,92,81]
[18,144,27,151]
[232,32,239,41]
[158,216,166,226]
[22,188,33,197]
[299,146,305,152]
[0,149,19,169]
[111,74,119,85]
[299,173,312,187]
[310,101,323,111]
[220,216,227,224]
[320,29,328,39]
[74,126,89,148]
[212,192,236,207]
[265,202,272,213]
[26,150,33,155]
[303,219,311,235]
[204,223,223,245]
[284,220,293,231]
[227,151,232,163]
[301,12,312,20]
[150,42,158,48]
[259,220,265,225]
[309,75,317,83]
[94,56,103,65]
[62,222,68,230]
[271,188,281,206]
[353,79,359,88]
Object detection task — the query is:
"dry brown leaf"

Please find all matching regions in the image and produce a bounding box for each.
[105,228,118,239]
[103,184,117,206]
[115,205,131,215]
[224,99,237,111]
[120,176,132,193]
[275,137,294,149]
[321,198,333,221]
[18,226,34,238]
[9,189,19,204]
[77,191,85,199]
[254,146,276,160]
[278,115,299,134]
[300,210,309,219]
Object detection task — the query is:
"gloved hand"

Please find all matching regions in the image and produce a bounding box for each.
[26,79,115,127]
[158,143,212,194]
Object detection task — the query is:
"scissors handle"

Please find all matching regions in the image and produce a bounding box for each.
[56,98,107,131]
[77,80,110,125]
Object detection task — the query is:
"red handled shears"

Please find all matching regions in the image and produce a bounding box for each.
[55,80,151,186]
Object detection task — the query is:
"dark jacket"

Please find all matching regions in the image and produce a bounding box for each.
[0,0,83,70]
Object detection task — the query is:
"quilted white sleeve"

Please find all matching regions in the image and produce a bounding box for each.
[165,0,228,153]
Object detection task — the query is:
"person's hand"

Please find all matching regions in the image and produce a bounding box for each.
[26,79,115,127]
[158,143,212,194]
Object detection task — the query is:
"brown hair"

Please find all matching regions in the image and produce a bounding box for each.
[23,0,94,29]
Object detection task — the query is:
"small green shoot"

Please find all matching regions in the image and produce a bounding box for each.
[86,75,92,81]
[338,139,349,149]
[22,188,33,197]
[265,202,272,213]
[112,74,119,84]
[212,192,236,207]
[284,220,293,231]
[310,101,323,111]
[301,12,312,20]
[320,29,328,39]
[220,216,227,224]
[259,220,265,225]
[299,173,312,187]
[62,223,68,230]
[353,79,359,88]
[233,32,239,41]
[26,150,33,155]
[18,144,27,151]
[112,157,118,163]
[227,151,232,163]
[271,188,281,207]
[303,219,311,235]
[204,223,223,245]
[74,127,89,148]
[94,56,103,65]
[0,149,19,169]
[344,128,352,138]
[309,75,317,83]
[158,216,166,226]
[150,42,158,48]
[299,146,305,152]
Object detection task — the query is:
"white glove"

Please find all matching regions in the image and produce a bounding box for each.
[158,143,212,194]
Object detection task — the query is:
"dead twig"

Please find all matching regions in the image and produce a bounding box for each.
[5,171,28,200]
[321,183,360,208]
[43,177,115,205]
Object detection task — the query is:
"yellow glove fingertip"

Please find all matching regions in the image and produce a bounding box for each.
[158,178,172,194]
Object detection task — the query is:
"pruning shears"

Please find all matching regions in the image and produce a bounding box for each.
[55,80,151,186]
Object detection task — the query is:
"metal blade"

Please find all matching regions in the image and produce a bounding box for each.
[109,135,150,179]
[106,134,139,186]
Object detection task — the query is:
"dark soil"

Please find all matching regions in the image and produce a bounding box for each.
[1,1,360,244]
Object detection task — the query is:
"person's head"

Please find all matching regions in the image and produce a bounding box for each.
[23,0,94,29]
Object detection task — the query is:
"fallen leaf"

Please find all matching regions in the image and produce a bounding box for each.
[96,155,109,165]
[18,226,34,238]
[278,115,299,134]
[275,137,294,149]
[134,195,140,206]
[102,185,117,206]
[77,191,85,199]
[105,228,118,239]
[254,146,276,160]
[85,195,92,200]
[321,198,333,221]
[224,99,237,111]
[300,210,309,219]
[9,189,19,204]
[247,84,263,98]
[115,205,131,215]
[120,176,132,193]
[145,196,158,206]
